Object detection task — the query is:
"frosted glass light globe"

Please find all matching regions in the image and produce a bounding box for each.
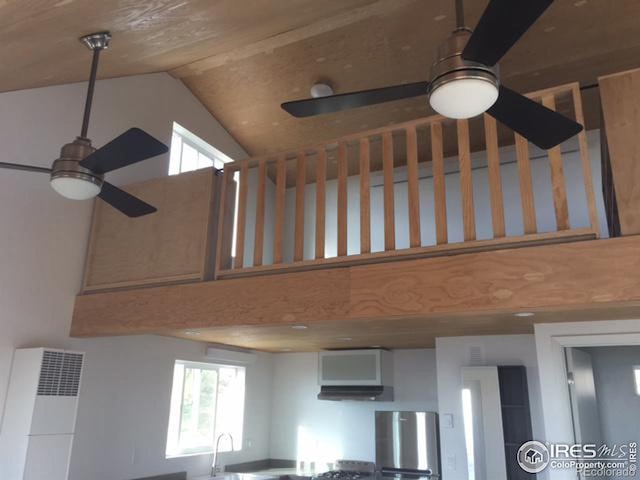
[50,176,101,200]
[429,77,499,119]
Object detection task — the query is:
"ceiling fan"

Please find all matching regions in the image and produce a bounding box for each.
[0,32,169,217]
[281,0,583,150]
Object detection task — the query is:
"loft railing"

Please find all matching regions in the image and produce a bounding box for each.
[214,82,599,279]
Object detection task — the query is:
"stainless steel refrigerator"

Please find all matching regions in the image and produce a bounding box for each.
[375,411,440,479]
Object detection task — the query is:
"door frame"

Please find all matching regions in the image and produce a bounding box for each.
[534,319,640,480]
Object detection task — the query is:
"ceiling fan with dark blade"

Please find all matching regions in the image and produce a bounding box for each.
[281,0,582,151]
[0,32,169,217]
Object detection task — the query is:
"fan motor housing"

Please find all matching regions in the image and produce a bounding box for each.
[50,137,103,188]
[429,29,499,96]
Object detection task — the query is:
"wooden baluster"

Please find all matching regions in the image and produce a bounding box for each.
[253,159,267,266]
[214,166,237,276]
[431,122,448,244]
[294,152,306,262]
[483,115,506,238]
[337,143,348,257]
[273,156,286,264]
[542,95,570,231]
[315,149,327,260]
[457,119,476,241]
[406,125,421,248]
[382,132,396,251]
[234,160,249,268]
[572,85,600,237]
[515,134,537,234]
[359,137,371,254]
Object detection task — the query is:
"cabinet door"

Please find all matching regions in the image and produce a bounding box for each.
[24,434,73,480]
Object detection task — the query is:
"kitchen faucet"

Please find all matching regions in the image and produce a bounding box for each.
[211,432,234,477]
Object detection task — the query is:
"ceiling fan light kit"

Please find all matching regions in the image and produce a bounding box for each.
[428,29,499,119]
[0,31,169,217]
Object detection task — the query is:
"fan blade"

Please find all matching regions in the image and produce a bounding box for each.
[0,162,51,174]
[98,181,157,218]
[462,0,554,66]
[80,128,168,174]
[282,81,429,118]
[487,85,583,150]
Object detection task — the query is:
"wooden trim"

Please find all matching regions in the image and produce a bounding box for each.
[431,122,448,245]
[217,229,597,279]
[483,114,506,238]
[359,137,371,254]
[202,170,222,280]
[337,143,348,257]
[273,157,287,264]
[457,119,476,241]
[515,134,537,234]
[542,95,570,231]
[406,125,421,248]
[572,85,600,237]
[253,159,267,266]
[294,152,306,262]
[382,131,396,251]
[315,149,327,260]
[234,160,249,268]
[214,169,236,276]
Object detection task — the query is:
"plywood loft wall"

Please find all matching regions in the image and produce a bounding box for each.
[599,68,640,235]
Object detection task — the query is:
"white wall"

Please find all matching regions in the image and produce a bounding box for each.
[583,346,640,447]
[268,350,438,464]
[0,72,275,480]
[435,335,545,480]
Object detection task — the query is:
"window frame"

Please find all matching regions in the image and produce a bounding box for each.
[169,122,234,176]
[166,359,245,458]
[634,366,640,396]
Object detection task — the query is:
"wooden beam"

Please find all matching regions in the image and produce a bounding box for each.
[431,122,448,245]
[360,137,371,255]
[170,0,418,77]
[253,159,267,266]
[515,134,537,234]
[315,149,327,259]
[294,153,306,262]
[273,157,287,264]
[483,115,506,238]
[457,119,476,241]
[406,125,421,248]
[542,95,570,231]
[382,131,396,251]
[337,143,348,257]
[72,236,640,338]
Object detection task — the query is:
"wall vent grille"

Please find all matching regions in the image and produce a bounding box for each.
[37,350,83,397]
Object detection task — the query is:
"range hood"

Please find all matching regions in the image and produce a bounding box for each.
[318,385,394,401]
[317,349,394,401]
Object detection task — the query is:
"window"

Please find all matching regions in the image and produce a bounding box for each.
[169,122,233,175]
[166,360,245,458]
[635,366,640,396]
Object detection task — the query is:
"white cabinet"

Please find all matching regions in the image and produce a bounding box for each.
[0,348,84,480]
[318,349,393,386]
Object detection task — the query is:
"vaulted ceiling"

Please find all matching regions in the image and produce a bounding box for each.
[3,0,640,157]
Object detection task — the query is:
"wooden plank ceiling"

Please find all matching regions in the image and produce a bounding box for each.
[2,0,640,157]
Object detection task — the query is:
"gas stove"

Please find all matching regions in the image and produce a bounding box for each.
[314,460,376,480]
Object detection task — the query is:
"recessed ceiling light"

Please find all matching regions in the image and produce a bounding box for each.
[184,330,201,336]
[434,14,446,21]
[514,312,535,318]
[370,345,381,348]
[339,337,353,341]
[291,325,308,330]
[280,348,292,352]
